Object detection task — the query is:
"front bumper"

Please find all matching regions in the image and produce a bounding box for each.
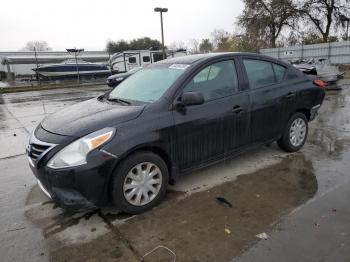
[28,148,118,212]
[37,179,52,199]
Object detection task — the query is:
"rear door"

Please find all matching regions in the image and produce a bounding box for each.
[172,59,250,171]
[241,57,293,143]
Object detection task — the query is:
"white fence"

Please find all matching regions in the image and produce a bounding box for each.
[260,41,350,64]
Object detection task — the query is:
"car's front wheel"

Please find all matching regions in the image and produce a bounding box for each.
[111,151,169,214]
[277,112,308,152]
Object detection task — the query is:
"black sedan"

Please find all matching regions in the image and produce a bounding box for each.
[27,53,325,214]
[106,67,143,87]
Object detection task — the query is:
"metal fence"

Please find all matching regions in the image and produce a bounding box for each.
[0,51,109,76]
[260,41,350,64]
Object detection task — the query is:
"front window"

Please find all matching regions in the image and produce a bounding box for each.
[109,64,188,103]
[183,60,238,101]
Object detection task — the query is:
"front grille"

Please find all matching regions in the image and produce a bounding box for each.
[29,143,51,161]
[27,133,57,164]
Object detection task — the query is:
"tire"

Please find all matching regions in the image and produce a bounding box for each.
[111,151,169,214]
[277,112,308,152]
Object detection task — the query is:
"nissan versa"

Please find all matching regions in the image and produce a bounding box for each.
[27,53,325,214]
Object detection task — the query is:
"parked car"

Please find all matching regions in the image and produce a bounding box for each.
[27,53,325,214]
[290,58,344,89]
[106,67,143,87]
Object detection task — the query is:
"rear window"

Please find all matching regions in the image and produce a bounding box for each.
[243,59,275,89]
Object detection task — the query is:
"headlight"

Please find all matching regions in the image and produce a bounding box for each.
[47,127,115,169]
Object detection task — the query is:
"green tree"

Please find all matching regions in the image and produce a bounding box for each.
[106,37,162,53]
[231,34,260,52]
[106,40,129,53]
[128,37,162,50]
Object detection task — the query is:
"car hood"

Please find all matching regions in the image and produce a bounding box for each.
[41,97,145,137]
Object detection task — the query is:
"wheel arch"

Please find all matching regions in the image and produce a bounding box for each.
[295,108,311,121]
[109,145,176,189]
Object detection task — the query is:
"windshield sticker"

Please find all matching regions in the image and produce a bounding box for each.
[169,64,190,70]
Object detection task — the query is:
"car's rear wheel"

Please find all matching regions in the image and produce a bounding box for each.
[111,151,169,214]
[277,112,308,152]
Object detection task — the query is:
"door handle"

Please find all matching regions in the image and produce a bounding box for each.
[285,92,296,99]
[232,105,243,114]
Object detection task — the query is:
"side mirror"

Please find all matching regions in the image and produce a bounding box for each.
[181,91,204,106]
[175,91,204,111]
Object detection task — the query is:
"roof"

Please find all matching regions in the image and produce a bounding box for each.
[159,52,259,65]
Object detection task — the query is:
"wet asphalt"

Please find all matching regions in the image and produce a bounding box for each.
[0,86,110,261]
[0,82,350,261]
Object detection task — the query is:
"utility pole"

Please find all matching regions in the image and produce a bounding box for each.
[154,7,168,59]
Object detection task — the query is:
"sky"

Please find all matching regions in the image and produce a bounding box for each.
[0,0,244,51]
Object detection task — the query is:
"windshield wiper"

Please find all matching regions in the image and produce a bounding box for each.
[107,96,131,105]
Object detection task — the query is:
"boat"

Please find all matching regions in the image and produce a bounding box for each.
[32,59,111,77]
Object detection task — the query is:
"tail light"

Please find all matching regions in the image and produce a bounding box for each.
[313,79,326,88]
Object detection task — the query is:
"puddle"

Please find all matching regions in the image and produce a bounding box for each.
[24,154,316,261]
[49,231,138,262]
[307,89,350,158]
[118,154,317,262]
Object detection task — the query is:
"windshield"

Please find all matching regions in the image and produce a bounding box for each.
[109,64,188,103]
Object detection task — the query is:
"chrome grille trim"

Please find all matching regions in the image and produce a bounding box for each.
[27,133,57,165]
[38,180,52,199]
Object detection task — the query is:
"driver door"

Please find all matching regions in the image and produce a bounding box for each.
[172,59,249,171]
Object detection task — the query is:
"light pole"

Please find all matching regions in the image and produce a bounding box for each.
[154,7,168,59]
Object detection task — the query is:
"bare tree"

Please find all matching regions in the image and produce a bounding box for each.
[211,29,233,51]
[297,0,349,42]
[238,0,297,48]
[21,41,52,51]
[168,41,187,51]
[199,39,213,53]
[188,39,200,54]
